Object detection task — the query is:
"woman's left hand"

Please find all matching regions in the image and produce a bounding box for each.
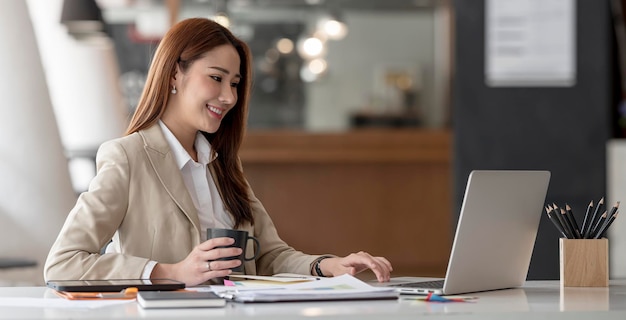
[318,252,392,282]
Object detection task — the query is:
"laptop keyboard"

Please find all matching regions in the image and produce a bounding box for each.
[391,280,444,289]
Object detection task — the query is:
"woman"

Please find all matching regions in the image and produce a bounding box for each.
[44,18,392,286]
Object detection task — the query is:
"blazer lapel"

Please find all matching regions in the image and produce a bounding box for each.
[139,125,201,238]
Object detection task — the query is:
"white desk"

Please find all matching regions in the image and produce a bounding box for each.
[1,280,625,319]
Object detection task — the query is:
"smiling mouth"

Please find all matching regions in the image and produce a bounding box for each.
[207,104,223,116]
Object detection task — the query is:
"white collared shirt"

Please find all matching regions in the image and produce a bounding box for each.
[139,122,234,278]
[158,120,234,238]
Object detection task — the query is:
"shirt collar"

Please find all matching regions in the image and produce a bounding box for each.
[158,120,217,169]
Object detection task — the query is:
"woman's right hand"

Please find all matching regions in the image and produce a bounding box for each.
[151,237,242,286]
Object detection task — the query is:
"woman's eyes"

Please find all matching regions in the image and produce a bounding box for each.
[210,75,239,88]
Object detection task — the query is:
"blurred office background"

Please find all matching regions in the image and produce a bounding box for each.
[1,0,625,285]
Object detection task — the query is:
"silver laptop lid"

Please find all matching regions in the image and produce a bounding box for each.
[443,170,550,295]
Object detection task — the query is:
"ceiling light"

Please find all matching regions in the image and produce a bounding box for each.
[297,35,326,59]
[308,58,327,75]
[276,38,294,54]
[299,65,318,83]
[213,12,230,28]
[322,18,347,40]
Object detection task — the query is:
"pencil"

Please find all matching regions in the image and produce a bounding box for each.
[565,204,581,239]
[584,197,604,238]
[596,202,620,238]
[580,201,593,238]
[596,212,619,239]
[548,205,573,239]
[560,208,578,239]
[607,201,620,219]
[546,207,568,238]
[590,211,607,239]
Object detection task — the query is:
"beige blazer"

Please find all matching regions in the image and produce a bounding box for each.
[44,125,325,281]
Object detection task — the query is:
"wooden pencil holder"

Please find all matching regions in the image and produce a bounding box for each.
[559,238,609,287]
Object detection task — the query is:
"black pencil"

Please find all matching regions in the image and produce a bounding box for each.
[551,205,573,239]
[547,205,566,238]
[580,201,593,238]
[584,197,604,238]
[560,208,578,239]
[607,201,621,219]
[596,202,620,238]
[565,204,581,238]
[546,207,568,238]
[596,212,619,239]
[590,211,607,239]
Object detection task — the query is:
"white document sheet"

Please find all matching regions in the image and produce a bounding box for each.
[205,274,399,303]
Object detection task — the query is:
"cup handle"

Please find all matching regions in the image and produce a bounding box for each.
[244,236,260,261]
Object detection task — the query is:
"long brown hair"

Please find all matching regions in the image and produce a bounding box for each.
[126,18,254,228]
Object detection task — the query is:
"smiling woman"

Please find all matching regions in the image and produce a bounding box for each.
[44,18,394,287]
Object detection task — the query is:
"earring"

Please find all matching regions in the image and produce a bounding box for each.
[171,85,177,94]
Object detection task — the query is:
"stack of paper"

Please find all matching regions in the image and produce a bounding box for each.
[207,274,399,303]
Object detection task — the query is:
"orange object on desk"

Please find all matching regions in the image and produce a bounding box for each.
[54,287,138,300]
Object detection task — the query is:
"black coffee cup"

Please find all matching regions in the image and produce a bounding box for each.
[206,228,260,272]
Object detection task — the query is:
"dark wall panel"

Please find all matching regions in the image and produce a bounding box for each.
[453,0,615,279]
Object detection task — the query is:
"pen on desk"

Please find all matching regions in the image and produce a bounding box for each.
[564,204,582,239]
[580,201,593,238]
[274,275,321,281]
[584,197,604,238]
[546,207,568,238]
[596,212,619,239]
[275,274,320,279]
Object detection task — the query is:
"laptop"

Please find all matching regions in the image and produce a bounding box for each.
[388,170,551,295]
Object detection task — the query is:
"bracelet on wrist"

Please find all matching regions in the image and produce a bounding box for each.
[314,256,331,277]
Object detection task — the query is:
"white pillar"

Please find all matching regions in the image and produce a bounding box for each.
[607,140,626,279]
[0,1,75,285]
[27,0,129,192]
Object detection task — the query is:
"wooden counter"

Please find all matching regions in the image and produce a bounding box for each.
[240,129,452,277]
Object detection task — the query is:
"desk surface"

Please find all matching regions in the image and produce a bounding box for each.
[1,279,625,319]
